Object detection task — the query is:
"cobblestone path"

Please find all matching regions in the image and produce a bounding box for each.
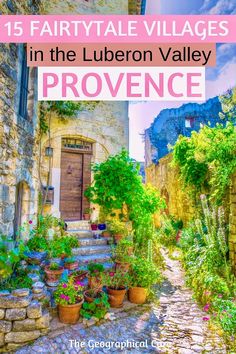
[16,250,227,354]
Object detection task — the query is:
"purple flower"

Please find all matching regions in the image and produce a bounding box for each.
[60,294,66,299]
[76,281,83,286]
[65,296,70,301]
[29,220,33,224]
[109,272,115,277]
[62,284,67,288]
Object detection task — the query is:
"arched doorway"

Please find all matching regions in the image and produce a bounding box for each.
[14,181,31,237]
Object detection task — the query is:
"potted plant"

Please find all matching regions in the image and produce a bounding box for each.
[83,288,105,303]
[71,270,88,283]
[90,219,98,231]
[109,219,128,243]
[83,208,92,221]
[112,240,133,272]
[44,262,64,286]
[87,263,104,289]
[54,277,84,324]
[102,269,130,308]
[64,256,79,271]
[81,291,110,320]
[98,219,106,231]
[128,257,162,304]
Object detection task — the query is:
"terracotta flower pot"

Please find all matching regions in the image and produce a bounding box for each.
[64,261,79,271]
[45,266,64,287]
[107,287,126,308]
[88,275,103,289]
[114,234,123,243]
[84,290,103,303]
[83,213,90,221]
[127,247,133,256]
[102,231,111,238]
[72,271,88,283]
[58,299,83,324]
[91,224,98,231]
[115,260,130,272]
[128,287,148,304]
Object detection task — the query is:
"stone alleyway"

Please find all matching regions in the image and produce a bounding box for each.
[16,250,227,354]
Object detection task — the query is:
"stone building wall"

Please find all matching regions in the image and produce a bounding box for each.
[0,1,41,237]
[146,154,236,273]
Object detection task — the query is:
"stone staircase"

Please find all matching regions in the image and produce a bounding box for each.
[66,220,114,271]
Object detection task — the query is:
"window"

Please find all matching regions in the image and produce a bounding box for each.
[19,46,29,119]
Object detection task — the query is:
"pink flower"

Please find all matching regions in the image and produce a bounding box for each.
[218,294,223,298]
[62,284,67,288]
[202,316,210,321]
[29,220,33,224]
[76,281,83,286]
[109,272,115,277]
[203,304,210,312]
[60,294,66,299]
[65,296,70,301]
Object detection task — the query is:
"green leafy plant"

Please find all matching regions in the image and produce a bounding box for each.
[129,257,162,289]
[80,292,110,320]
[109,219,128,236]
[49,262,61,271]
[102,269,130,290]
[64,257,76,264]
[54,277,83,306]
[87,263,104,277]
[157,215,183,247]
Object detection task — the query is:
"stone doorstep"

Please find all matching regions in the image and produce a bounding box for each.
[75,252,112,264]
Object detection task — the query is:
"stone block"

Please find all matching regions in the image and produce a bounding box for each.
[0,320,12,333]
[27,300,42,319]
[0,310,4,320]
[5,330,41,343]
[0,296,31,309]
[0,333,4,347]
[0,185,9,203]
[12,289,30,297]
[13,318,36,331]
[5,308,26,321]
[0,291,10,298]
[35,311,50,330]
[2,205,15,223]
[6,343,22,351]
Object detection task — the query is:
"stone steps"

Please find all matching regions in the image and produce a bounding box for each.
[65,220,90,231]
[75,253,112,265]
[79,238,109,247]
[80,262,115,272]
[72,245,111,256]
[68,230,93,238]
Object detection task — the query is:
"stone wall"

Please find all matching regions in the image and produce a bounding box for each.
[0,289,50,352]
[0,1,40,236]
[146,153,236,273]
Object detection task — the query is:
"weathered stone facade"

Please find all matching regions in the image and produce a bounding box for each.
[0,0,130,234]
[0,1,40,236]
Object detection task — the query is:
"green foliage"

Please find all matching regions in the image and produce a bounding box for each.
[129,257,162,289]
[0,235,27,280]
[102,269,130,290]
[48,235,78,258]
[80,292,110,320]
[48,262,61,271]
[173,121,236,204]
[156,215,183,247]
[179,195,236,335]
[0,268,32,291]
[109,219,128,236]
[54,277,83,306]
[87,263,104,277]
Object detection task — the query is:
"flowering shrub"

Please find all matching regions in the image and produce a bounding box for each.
[102,269,130,290]
[54,278,84,306]
[87,263,104,277]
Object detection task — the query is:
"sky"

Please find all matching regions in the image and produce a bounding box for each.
[129,0,236,161]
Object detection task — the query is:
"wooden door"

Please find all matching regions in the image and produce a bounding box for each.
[60,151,91,221]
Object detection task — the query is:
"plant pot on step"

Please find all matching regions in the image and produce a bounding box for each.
[91,224,98,231]
[115,260,130,272]
[64,261,79,271]
[98,223,106,231]
[107,287,126,308]
[83,213,90,221]
[102,231,111,238]
[45,266,64,287]
[128,287,148,304]
[58,299,83,324]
